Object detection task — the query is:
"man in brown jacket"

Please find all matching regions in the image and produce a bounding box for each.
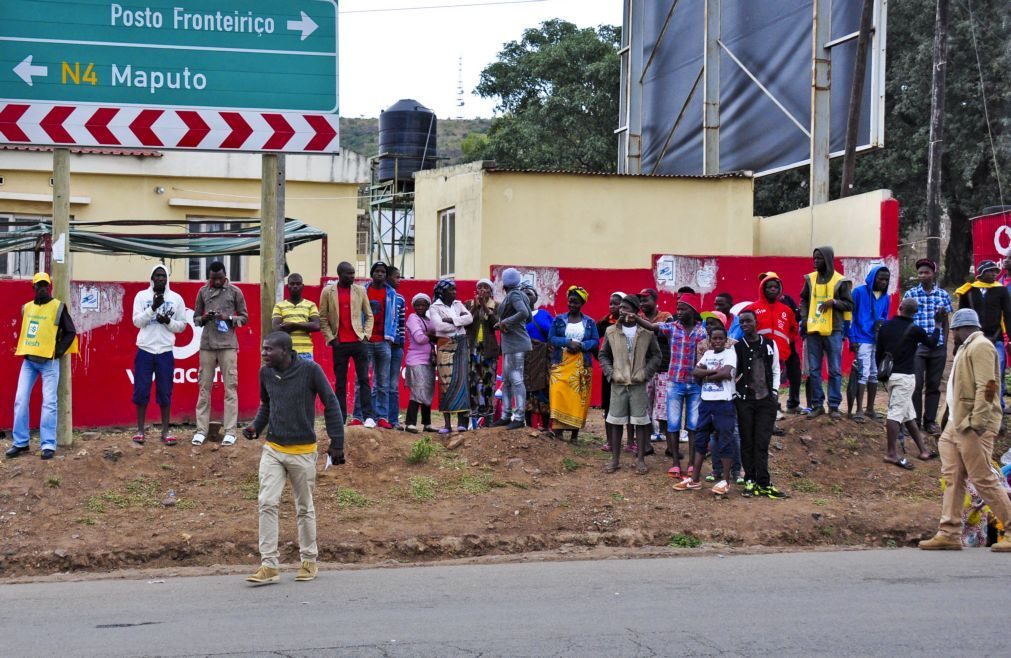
[319,261,375,425]
[192,261,248,446]
[919,308,1011,552]
[599,295,662,475]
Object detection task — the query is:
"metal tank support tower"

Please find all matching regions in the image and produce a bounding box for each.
[368,99,441,276]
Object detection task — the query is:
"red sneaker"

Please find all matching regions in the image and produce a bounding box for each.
[377,419,393,430]
[348,418,364,427]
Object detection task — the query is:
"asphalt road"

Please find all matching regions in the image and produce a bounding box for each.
[1,549,1007,657]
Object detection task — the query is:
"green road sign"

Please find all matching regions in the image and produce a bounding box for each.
[0,0,338,112]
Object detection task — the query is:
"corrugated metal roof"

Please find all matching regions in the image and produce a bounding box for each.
[0,145,162,157]
[483,165,751,180]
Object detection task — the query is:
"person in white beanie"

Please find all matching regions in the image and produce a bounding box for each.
[493,268,532,430]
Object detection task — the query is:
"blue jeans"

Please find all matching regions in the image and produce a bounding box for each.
[501,352,526,422]
[13,358,61,450]
[387,344,404,425]
[353,341,391,421]
[997,340,1006,411]
[805,332,844,410]
[666,381,701,431]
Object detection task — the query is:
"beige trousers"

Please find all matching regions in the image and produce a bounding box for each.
[937,425,1011,538]
[258,445,318,568]
[195,348,238,434]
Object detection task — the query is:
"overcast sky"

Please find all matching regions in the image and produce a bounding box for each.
[338,0,622,119]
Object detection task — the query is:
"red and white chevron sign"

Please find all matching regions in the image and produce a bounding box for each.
[0,103,339,153]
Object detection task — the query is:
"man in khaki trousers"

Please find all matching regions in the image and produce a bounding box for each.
[244,332,344,584]
[920,308,1011,552]
[192,261,248,446]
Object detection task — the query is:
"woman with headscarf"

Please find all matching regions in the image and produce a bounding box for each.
[596,292,629,451]
[404,293,437,433]
[523,284,553,432]
[428,280,474,433]
[465,278,499,427]
[548,286,599,442]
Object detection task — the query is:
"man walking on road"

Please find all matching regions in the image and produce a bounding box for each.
[7,272,77,461]
[192,261,248,447]
[919,309,1011,552]
[319,262,375,426]
[244,332,344,584]
[131,264,186,446]
[904,259,952,434]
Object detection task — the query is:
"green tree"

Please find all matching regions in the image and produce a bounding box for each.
[460,132,490,162]
[756,0,1010,285]
[475,19,621,172]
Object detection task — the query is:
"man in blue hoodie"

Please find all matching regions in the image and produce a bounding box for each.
[848,265,890,422]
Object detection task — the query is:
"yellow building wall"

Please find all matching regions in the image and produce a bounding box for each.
[0,169,358,284]
[413,163,485,279]
[754,189,890,257]
[412,164,754,280]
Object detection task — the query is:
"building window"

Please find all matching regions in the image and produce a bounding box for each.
[187,218,245,281]
[0,213,44,278]
[438,207,455,278]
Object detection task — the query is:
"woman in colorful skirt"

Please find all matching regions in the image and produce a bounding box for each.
[428,280,474,434]
[548,286,599,442]
[523,284,553,432]
[404,293,437,433]
[464,278,499,427]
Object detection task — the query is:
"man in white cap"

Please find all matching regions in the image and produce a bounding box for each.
[919,308,1011,551]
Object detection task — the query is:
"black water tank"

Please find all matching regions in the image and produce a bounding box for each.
[377,99,438,182]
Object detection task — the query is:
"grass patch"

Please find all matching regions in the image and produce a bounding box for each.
[176,499,196,510]
[335,487,372,508]
[813,498,828,506]
[610,492,625,502]
[85,496,106,514]
[45,476,61,488]
[457,472,500,495]
[237,473,259,500]
[408,476,438,501]
[831,484,845,496]
[407,436,436,464]
[76,516,96,526]
[843,437,862,451]
[562,457,580,472]
[668,533,703,549]
[793,478,822,494]
[818,525,836,538]
[160,463,174,471]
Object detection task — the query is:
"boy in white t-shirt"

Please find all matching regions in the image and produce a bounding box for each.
[674,326,738,495]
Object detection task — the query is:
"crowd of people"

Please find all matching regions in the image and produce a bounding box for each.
[7,246,1011,582]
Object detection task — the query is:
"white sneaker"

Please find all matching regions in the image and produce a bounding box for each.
[221,434,236,446]
[191,433,206,446]
[776,410,786,421]
[363,418,377,429]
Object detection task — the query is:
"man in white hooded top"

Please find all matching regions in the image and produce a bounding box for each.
[132,264,187,445]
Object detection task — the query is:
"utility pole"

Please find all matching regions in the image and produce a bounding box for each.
[260,154,284,338]
[926,0,948,265]
[839,0,874,198]
[702,0,721,175]
[809,0,831,206]
[52,147,73,448]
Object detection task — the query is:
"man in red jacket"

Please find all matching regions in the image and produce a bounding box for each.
[747,273,798,409]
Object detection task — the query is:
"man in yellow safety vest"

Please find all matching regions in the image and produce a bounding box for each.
[7,272,77,460]
[799,246,853,420]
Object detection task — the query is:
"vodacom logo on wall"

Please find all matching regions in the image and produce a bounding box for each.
[994,225,1011,258]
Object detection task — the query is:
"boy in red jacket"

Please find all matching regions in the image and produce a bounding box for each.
[747,273,798,404]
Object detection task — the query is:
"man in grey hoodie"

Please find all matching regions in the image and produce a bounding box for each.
[493,268,532,430]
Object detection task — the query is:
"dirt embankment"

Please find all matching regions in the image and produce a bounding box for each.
[2,412,998,578]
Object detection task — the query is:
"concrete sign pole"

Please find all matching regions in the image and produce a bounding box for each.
[52,147,73,447]
[703,0,721,175]
[260,154,282,338]
[809,0,831,206]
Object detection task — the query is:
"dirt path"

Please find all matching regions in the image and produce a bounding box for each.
[2,411,1003,579]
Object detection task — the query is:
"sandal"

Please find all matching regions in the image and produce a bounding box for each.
[161,435,177,446]
[132,433,145,445]
[603,463,620,473]
[635,463,648,475]
[672,478,702,491]
[884,457,915,470]
[712,480,730,495]
[851,412,866,424]
[919,451,939,461]
[667,466,681,479]
[438,428,453,435]
[600,443,612,452]
[455,426,469,433]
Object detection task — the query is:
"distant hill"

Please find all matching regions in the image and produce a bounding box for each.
[339,117,492,166]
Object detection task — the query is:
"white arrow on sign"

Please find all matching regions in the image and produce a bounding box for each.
[13,55,48,86]
[287,10,318,40]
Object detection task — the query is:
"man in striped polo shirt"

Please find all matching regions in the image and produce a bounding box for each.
[272,273,321,360]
